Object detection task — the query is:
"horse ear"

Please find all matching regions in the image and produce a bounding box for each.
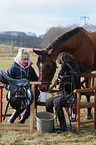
[33,48,41,55]
[48,49,53,55]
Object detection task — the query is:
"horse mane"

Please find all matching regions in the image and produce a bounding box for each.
[46,27,85,53]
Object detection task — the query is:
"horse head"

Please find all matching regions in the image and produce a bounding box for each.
[33,49,56,92]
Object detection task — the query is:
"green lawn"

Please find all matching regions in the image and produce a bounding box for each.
[0,55,96,145]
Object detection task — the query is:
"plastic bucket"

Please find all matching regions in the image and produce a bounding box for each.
[35,112,56,132]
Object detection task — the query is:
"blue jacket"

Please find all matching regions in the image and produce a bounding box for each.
[4,58,39,90]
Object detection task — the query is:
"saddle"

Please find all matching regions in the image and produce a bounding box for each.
[0,70,34,120]
[0,70,29,94]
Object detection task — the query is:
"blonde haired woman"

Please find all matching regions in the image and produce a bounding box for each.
[4,48,40,123]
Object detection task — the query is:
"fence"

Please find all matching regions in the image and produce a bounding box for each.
[0,44,36,57]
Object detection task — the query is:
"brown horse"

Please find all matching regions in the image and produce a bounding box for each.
[34,27,96,119]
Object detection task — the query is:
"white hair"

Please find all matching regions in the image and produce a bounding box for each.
[15,48,30,62]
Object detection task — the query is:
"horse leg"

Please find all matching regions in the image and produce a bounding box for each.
[84,95,93,120]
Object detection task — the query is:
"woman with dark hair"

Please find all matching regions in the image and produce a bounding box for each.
[46,53,81,133]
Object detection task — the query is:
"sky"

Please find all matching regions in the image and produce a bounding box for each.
[0,0,96,36]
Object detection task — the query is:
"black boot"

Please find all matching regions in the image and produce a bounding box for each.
[57,125,67,134]
[8,110,23,123]
[18,107,30,123]
[54,98,67,134]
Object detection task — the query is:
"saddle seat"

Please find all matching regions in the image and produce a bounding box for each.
[0,70,29,87]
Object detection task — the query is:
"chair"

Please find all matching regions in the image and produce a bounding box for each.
[0,81,41,133]
[74,73,96,133]
[36,73,96,133]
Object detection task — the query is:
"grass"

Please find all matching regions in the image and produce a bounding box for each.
[0,50,96,144]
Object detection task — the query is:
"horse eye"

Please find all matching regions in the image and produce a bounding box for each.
[46,64,50,68]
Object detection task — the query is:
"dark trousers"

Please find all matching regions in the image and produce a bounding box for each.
[46,94,67,127]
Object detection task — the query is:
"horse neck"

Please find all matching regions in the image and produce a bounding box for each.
[47,31,81,61]
[50,44,75,61]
